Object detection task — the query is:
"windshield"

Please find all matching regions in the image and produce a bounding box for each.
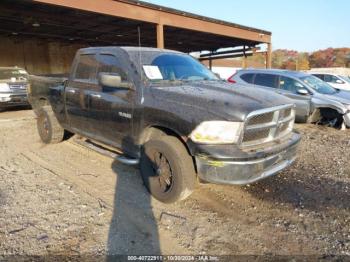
[300,75,337,94]
[149,54,217,81]
[0,69,28,81]
[339,75,350,84]
[127,50,218,83]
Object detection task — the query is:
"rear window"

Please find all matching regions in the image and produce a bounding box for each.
[240,73,254,84]
[254,73,278,88]
[74,54,98,81]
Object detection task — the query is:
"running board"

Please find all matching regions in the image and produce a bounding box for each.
[73,137,139,166]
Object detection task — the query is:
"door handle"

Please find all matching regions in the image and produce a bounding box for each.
[90,93,101,99]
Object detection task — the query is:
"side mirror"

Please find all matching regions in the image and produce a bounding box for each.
[297,89,309,95]
[335,79,344,84]
[98,73,132,89]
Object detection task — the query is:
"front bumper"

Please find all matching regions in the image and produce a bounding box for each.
[0,92,29,107]
[195,132,300,185]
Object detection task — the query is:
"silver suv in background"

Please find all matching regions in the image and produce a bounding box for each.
[0,67,30,110]
[230,69,350,128]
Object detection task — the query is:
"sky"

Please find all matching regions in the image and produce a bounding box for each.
[143,0,350,52]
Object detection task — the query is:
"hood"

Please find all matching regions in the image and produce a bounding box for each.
[315,90,350,106]
[326,90,350,105]
[0,80,28,84]
[149,81,293,121]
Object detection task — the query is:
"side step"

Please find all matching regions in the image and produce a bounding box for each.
[73,137,139,166]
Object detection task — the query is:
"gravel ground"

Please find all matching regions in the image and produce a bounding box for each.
[0,108,349,259]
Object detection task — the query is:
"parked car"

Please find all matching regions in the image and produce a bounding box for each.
[310,72,350,91]
[229,69,350,128]
[0,67,30,110]
[28,47,300,203]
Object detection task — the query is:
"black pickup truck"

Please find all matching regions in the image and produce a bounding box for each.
[28,46,301,203]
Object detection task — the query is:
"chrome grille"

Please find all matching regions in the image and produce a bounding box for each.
[242,104,295,146]
[243,128,271,143]
[247,112,274,125]
[279,108,292,119]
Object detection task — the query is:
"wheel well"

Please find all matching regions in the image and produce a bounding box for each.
[309,107,344,127]
[32,97,49,115]
[140,126,197,170]
[140,126,186,145]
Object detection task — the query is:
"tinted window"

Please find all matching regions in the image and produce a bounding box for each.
[150,54,217,81]
[254,73,278,88]
[97,54,128,81]
[240,73,254,84]
[279,76,305,93]
[324,74,343,84]
[313,74,324,80]
[74,54,98,81]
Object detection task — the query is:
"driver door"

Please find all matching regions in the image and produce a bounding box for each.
[277,76,312,119]
[87,53,135,150]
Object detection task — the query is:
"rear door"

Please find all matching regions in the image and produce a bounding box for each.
[65,52,98,133]
[277,75,311,118]
[88,52,135,149]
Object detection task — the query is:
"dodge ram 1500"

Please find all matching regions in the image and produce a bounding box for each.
[28,47,301,203]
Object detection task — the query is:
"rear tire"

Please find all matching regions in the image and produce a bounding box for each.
[140,136,196,203]
[37,106,64,144]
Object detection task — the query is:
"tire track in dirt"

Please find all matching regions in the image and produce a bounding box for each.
[20,144,187,254]
[1,109,349,256]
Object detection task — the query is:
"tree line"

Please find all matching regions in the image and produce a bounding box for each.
[246,48,350,70]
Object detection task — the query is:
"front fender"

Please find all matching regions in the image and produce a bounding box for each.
[311,97,348,114]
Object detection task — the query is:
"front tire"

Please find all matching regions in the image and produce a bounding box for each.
[140,136,196,203]
[37,106,64,144]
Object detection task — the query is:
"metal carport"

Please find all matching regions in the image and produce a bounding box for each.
[0,0,272,74]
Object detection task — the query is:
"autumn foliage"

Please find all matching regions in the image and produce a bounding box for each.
[271,48,350,70]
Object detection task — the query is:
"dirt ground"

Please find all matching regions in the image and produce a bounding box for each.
[0,107,349,258]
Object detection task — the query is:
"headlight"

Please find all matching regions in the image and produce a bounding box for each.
[190,121,244,144]
[0,83,9,92]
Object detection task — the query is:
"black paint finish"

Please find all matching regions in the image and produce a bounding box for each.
[28,47,295,160]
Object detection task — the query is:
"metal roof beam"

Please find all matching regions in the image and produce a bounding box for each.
[33,0,271,43]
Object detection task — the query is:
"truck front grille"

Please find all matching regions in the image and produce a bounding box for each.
[242,105,295,146]
[9,84,27,90]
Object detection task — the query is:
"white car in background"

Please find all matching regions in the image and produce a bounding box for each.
[311,72,350,91]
